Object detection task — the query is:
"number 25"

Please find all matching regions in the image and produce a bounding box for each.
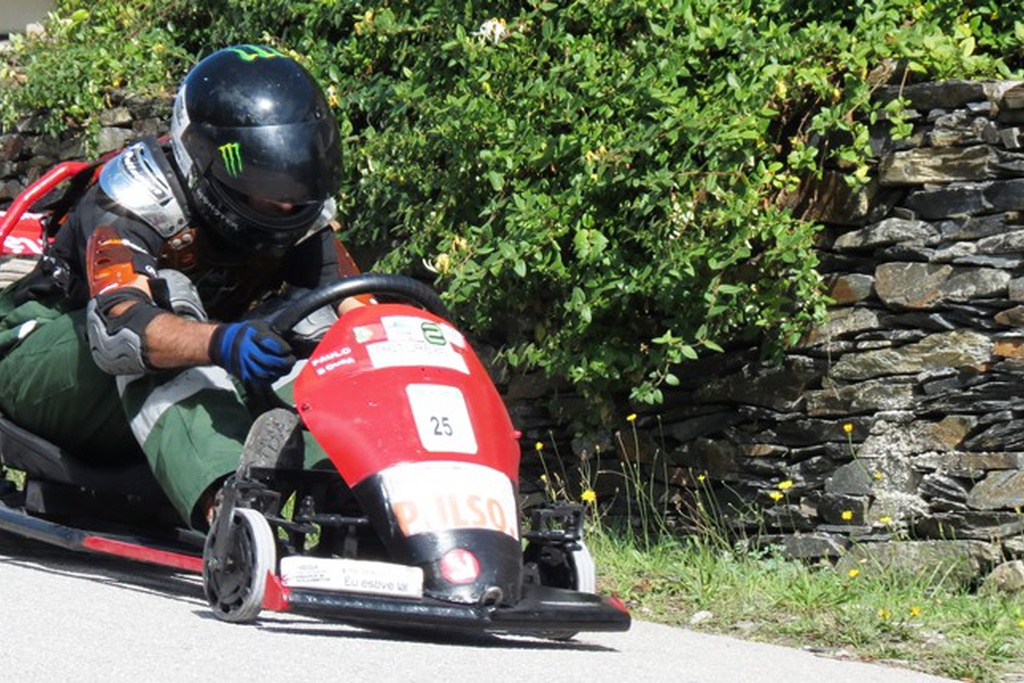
[431,416,453,436]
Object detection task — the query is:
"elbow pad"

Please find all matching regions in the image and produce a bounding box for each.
[85,289,164,375]
[154,269,207,322]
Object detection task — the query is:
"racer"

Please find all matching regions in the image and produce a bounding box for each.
[0,45,362,528]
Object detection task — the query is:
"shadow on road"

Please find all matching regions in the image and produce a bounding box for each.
[233,614,617,652]
[0,532,205,605]
[0,532,618,653]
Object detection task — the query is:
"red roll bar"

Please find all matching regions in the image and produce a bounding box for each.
[0,161,92,246]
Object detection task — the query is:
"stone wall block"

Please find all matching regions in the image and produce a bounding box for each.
[858,416,974,463]
[830,330,993,380]
[96,127,137,155]
[800,307,882,347]
[966,470,1024,510]
[0,134,24,161]
[940,212,1024,242]
[994,81,1024,109]
[904,182,991,219]
[773,534,850,560]
[818,493,871,525]
[825,461,875,495]
[1008,277,1024,301]
[693,356,822,411]
[964,420,1024,451]
[983,178,1024,212]
[805,378,915,416]
[98,107,133,127]
[827,273,875,304]
[919,471,971,504]
[982,560,1024,594]
[874,262,1009,309]
[831,217,937,250]
[876,80,990,111]
[917,511,1024,540]
[880,145,998,185]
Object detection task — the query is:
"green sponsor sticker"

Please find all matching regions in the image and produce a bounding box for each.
[218,142,243,178]
[226,45,285,62]
[421,322,446,346]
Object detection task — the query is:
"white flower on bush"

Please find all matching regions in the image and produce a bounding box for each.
[473,18,509,44]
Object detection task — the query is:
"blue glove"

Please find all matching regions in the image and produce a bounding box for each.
[209,321,296,383]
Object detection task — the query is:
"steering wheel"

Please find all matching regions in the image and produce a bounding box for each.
[267,273,448,335]
[246,273,449,412]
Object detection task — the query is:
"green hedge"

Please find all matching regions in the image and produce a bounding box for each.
[2,1,1021,410]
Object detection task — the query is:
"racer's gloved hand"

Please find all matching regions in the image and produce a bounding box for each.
[209,320,296,383]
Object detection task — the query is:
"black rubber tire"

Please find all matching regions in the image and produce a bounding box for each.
[203,508,275,623]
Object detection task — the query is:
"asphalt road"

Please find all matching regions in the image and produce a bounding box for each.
[0,533,958,683]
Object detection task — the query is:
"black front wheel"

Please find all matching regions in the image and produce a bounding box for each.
[203,508,276,623]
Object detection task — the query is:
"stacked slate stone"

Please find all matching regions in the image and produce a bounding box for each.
[627,80,1024,571]
[0,93,170,286]
[0,92,170,203]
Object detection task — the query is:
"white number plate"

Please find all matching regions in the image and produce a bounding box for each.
[406,384,478,454]
[279,556,424,598]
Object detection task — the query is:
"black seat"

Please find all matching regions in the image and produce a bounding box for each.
[0,414,167,500]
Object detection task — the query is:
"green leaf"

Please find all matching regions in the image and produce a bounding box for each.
[486,171,505,191]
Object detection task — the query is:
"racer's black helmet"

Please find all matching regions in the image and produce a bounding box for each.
[170,45,341,256]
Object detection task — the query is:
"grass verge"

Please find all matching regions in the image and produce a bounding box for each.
[588,530,1024,683]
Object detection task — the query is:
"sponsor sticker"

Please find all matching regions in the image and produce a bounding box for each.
[382,461,519,540]
[280,556,424,598]
[354,316,470,374]
[309,346,355,376]
[366,340,468,374]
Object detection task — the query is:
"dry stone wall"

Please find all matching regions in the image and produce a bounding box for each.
[559,79,1024,575]
[0,92,171,202]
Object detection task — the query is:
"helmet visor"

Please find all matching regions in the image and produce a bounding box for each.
[196,119,340,204]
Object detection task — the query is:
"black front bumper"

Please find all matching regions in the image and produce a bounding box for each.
[265,578,631,637]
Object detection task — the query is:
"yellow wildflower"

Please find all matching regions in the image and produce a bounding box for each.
[909,606,922,618]
[841,510,853,521]
[768,491,784,502]
[1019,619,1024,629]
[697,473,707,483]
[626,413,637,422]
[433,253,451,274]
[848,568,861,579]
[535,442,544,451]
[879,516,893,525]
[878,608,891,620]
[873,470,884,480]
[581,489,597,503]
[777,480,794,491]
[842,423,854,434]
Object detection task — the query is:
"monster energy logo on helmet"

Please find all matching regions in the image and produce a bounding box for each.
[218,142,243,178]
[226,45,285,61]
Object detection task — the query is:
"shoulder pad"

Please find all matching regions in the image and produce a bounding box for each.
[99,141,189,238]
